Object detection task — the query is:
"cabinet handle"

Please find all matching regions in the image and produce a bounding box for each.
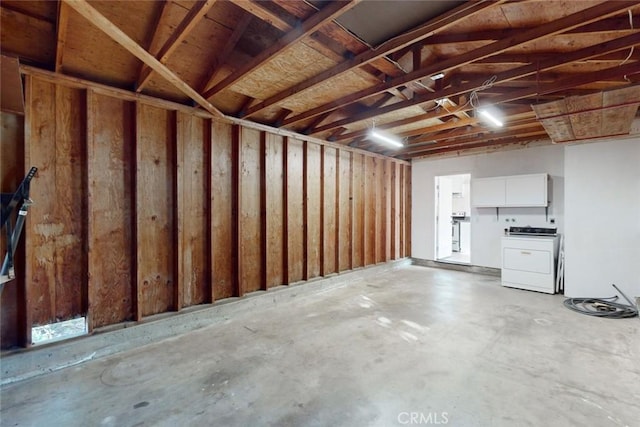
[521,251,531,255]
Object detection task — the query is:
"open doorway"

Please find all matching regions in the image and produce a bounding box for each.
[435,174,471,264]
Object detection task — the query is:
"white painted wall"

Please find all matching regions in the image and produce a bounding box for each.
[564,137,640,299]
[412,144,565,268]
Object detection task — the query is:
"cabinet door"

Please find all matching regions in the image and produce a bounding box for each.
[505,174,548,207]
[472,177,505,207]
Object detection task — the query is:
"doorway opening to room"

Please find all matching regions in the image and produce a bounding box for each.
[435,174,471,264]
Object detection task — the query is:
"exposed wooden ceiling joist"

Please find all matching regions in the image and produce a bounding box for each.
[407,117,541,147]
[426,15,638,45]
[240,0,501,119]
[3,0,638,159]
[398,125,548,156]
[396,63,640,158]
[402,133,551,159]
[202,0,359,99]
[307,30,640,134]
[474,50,640,65]
[62,0,223,117]
[232,0,291,32]
[229,0,387,86]
[285,1,637,129]
[135,0,217,92]
[54,1,69,72]
[198,14,252,93]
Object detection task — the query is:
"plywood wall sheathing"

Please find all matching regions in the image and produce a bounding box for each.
[2,75,411,349]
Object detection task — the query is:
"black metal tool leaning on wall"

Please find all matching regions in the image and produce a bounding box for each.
[1,166,37,292]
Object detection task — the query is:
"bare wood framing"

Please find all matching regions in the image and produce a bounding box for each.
[302,140,309,280]
[136,0,218,92]
[63,0,224,117]
[233,0,292,32]
[242,0,500,118]
[55,1,69,72]
[203,0,358,99]
[282,136,290,283]
[309,30,640,134]
[283,1,637,128]
[198,14,252,93]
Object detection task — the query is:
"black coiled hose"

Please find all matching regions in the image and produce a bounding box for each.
[563,296,638,319]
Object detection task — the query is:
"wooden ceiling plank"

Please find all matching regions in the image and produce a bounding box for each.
[285,1,637,129]
[401,133,549,159]
[400,127,548,156]
[426,15,638,45]
[409,117,541,145]
[334,109,450,141]
[136,0,218,92]
[202,0,359,99]
[356,106,536,147]
[504,62,640,105]
[231,2,384,86]
[133,1,171,87]
[143,1,171,56]
[307,30,640,134]
[0,2,56,24]
[273,107,293,127]
[242,0,501,118]
[63,0,223,117]
[54,1,69,72]
[233,0,293,32]
[303,111,336,135]
[198,13,252,93]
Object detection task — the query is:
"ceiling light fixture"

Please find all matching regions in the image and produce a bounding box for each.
[478,108,503,127]
[430,72,445,81]
[369,129,404,148]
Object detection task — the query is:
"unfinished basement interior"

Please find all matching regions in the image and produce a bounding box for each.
[1,0,639,425]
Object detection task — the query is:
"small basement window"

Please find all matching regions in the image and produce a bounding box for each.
[32,317,88,345]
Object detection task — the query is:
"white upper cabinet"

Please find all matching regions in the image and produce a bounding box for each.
[472,173,549,207]
[472,177,506,207]
[505,174,548,207]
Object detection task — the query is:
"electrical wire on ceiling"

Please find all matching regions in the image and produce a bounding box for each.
[620,10,634,66]
[438,75,498,115]
[563,284,639,319]
[469,75,497,108]
[621,10,634,82]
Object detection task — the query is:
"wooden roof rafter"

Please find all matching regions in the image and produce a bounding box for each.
[395,62,640,158]
[240,0,503,119]
[400,133,550,160]
[231,0,385,85]
[232,0,292,33]
[355,105,536,150]
[135,0,217,92]
[426,14,638,45]
[474,49,640,65]
[305,92,396,135]
[407,117,541,147]
[305,29,640,135]
[271,0,409,80]
[198,13,252,93]
[63,0,223,118]
[202,0,360,99]
[396,125,548,157]
[287,1,637,131]
[54,0,69,72]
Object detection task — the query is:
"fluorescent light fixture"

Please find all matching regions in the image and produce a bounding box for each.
[478,108,503,127]
[430,72,445,81]
[369,129,404,148]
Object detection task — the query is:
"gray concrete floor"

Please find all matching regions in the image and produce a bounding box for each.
[1,265,639,427]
